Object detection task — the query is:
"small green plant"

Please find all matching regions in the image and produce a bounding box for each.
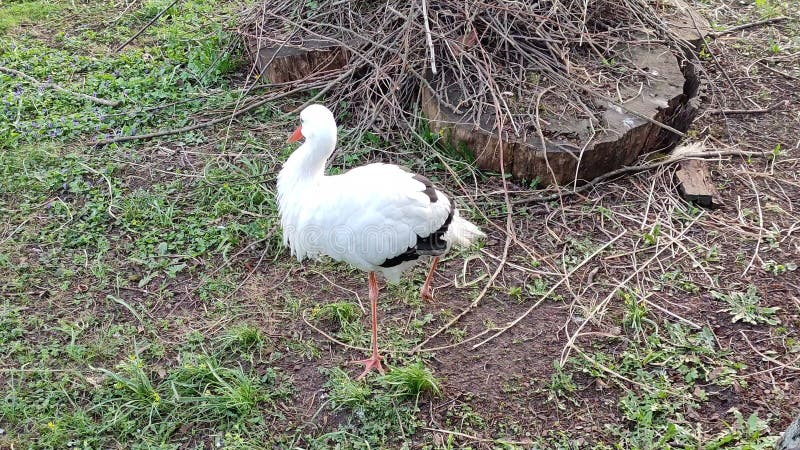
[621,290,649,333]
[311,301,361,330]
[767,36,781,54]
[218,323,266,353]
[642,224,661,246]
[762,260,797,275]
[711,286,779,325]
[544,361,578,410]
[770,143,783,160]
[381,361,441,399]
[508,286,524,302]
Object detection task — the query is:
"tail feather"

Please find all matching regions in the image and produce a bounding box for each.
[446,210,485,248]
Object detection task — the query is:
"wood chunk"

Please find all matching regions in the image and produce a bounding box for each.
[675,159,722,208]
[245,39,349,84]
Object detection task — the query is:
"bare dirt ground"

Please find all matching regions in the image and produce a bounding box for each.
[1,0,798,448]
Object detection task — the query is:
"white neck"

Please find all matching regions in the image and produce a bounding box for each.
[278,132,336,189]
[276,120,338,230]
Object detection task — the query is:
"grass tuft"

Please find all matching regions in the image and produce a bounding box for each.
[380,361,441,399]
[217,323,266,353]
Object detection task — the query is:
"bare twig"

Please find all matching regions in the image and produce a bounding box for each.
[709,16,789,38]
[512,149,768,205]
[420,0,437,75]
[115,0,182,53]
[706,100,787,115]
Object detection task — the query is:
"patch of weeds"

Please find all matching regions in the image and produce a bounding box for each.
[380,361,441,399]
[93,355,172,437]
[0,1,62,33]
[169,353,290,422]
[656,270,700,294]
[572,315,745,447]
[705,409,777,449]
[711,285,779,325]
[754,0,781,18]
[311,301,361,330]
[544,361,579,410]
[317,366,426,447]
[284,338,321,360]
[560,237,600,268]
[217,323,266,354]
[762,260,797,275]
[526,276,562,302]
[446,325,467,343]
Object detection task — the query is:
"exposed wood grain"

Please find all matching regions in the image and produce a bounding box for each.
[421,42,700,185]
[246,39,349,84]
[675,159,722,208]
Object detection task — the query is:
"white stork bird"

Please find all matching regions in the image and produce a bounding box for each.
[277,104,484,379]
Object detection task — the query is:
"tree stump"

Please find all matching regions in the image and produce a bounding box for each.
[245,39,349,84]
[421,41,702,185]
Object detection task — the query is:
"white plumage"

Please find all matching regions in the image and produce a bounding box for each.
[277,104,484,378]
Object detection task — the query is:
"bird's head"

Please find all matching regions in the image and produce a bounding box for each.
[288,104,336,144]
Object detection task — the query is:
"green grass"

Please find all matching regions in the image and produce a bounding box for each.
[1,0,797,447]
[0,1,62,34]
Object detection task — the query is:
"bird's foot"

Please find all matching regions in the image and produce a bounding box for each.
[351,353,385,380]
[420,286,434,302]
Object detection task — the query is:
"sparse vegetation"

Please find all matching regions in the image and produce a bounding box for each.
[1,0,799,447]
[712,286,780,325]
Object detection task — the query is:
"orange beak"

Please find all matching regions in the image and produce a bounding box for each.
[288,126,303,143]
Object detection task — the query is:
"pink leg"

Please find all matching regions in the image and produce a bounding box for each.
[352,272,385,379]
[420,256,440,302]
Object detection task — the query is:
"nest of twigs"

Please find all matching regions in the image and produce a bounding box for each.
[238,0,697,154]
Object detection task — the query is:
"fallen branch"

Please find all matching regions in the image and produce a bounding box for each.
[709,16,788,38]
[0,66,120,107]
[706,100,787,115]
[115,0,182,53]
[512,149,768,205]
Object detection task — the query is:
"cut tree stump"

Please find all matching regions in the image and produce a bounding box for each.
[419,5,710,185]
[422,41,701,185]
[245,39,349,84]
[676,159,722,208]
[244,7,709,186]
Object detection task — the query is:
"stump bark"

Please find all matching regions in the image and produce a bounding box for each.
[245,39,349,84]
[421,41,702,185]
[244,6,709,186]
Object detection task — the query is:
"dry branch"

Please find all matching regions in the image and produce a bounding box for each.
[708,16,788,38]
[511,149,769,205]
[238,0,698,155]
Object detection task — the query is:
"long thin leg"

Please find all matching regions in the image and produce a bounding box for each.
[353,271,385,379]
[420,256,440,301]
